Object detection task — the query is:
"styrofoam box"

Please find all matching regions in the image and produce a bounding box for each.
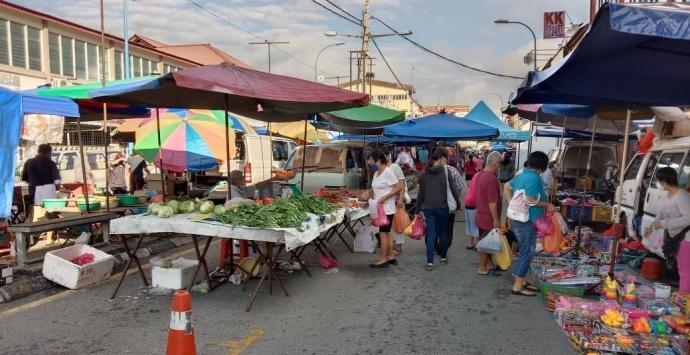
[42,245,115,290]
[152,259,198,290]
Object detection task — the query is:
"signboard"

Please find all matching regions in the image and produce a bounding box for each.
[544,11,566,39]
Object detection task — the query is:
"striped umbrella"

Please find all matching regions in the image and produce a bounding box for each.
[134,108,247,172]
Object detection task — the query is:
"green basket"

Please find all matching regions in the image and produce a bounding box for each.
[116,195,139,206]
[540,283,587,299]
[43,198,67,209]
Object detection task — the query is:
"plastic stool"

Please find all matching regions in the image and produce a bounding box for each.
[640,258,663,280]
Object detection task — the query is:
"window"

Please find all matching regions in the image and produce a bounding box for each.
[143,58,151,75]
[132,55,141,77]
[87,43,98,80]
[114,50,123,79]
[49,32,60,74]
[87,153,106,170]
[59,153,77,171]
[650,152,685,188]
[678,152,690,189]
[624,154,643,181]
[61,36,73,77]
[75,40,86,79]
[150,60,159,74]
[10,22,25,68]
[27,26,40,70]
[272,141,288,161]
[0,19,8,65]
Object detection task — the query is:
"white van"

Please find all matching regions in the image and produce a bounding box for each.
[48,145,125,188]
[618,136,690,253]
[283,142,368,194]
[553,140,619,189]
[270,137,297,169]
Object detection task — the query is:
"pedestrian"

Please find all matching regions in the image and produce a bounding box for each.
[21,144,65,243]
[108,153,128,195]
[367,149,404,268]
[465,153,477,181]
[504,151,554,296]
[127,153,150,194]
[415,148,461,271]
[474,153,485,173]
[497,152,515,185]
[644,167,690,293]
[542,161,556,193]
[473,152,503,276]
[386,150,410,255]
[437,149,464,253]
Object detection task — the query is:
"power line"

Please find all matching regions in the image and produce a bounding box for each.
[371,16,525,80]
[371,37,423,108]
[186,0,330,74]
[324,0,362,24]
[311,0,362,27]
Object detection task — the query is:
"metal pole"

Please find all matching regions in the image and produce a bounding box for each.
[99,0,110,212]
[300,120,308,192]
[224,95,232,187]
[610,109,632,277]
[76,117,91,213]
[123,0,130,79]
[315,43,345,81]
[155,108,165,200]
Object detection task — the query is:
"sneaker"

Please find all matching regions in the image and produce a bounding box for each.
[424,263,433,271]
[440,258,448,264]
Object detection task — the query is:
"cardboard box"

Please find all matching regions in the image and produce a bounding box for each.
[145,174,175,195]
[42,245,115,289]
[152,258,198,290]
[592,206,613,223]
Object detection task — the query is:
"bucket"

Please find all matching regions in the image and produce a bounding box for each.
[654,282,672,299]
[640,258,663,280]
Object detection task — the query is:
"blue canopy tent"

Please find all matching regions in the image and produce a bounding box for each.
[535,126,636,141]
[464,101,529,142]
[384,112,499,140]
[330,134,430,144]
[0,87,80,218]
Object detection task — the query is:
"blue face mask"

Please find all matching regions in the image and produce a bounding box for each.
[368,162,378,172]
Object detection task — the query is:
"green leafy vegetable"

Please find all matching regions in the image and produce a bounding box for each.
[216,198,307,229]
[178,200,196,214]
[199,200,215,214]
[288,195,338,215]
[158,205,175,218]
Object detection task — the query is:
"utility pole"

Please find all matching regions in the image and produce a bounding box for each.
[249,40,290,73]
[360,0,371,94]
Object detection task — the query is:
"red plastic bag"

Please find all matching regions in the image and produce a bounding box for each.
[393,208,411,233]
[371,203,390,227]
[404,215,426,240]
[534,214,554,236]
[543,213,563,254]
[318,254,337,269]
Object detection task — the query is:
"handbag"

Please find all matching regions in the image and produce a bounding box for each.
[371,202,390,227]
[507,189,539,223]
[405,215,425,240]
[393,207,411,233]
[476,228,502,254]
[444,166,457,211]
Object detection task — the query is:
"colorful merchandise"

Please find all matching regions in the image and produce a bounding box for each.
[623,275,637,307]
[602,275,617,301]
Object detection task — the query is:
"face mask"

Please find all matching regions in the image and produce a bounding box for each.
[368,162,378,172]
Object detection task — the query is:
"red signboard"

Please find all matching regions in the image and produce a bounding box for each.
[544,11,566,39]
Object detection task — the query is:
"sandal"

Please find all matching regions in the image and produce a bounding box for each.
[524,283,539,292]
[511,288,537,297]
[466,245,475,250]
[477,270,501,277]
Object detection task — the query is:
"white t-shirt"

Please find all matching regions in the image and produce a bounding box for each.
[542,168,553,191]
[371,166,399,215]
[388,163,411,203]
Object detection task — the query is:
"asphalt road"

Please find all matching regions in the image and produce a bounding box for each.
[0,221,573,355]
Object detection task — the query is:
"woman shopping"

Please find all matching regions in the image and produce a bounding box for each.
[504,151,554,296]
[415,148,461,271]
[366,149,404,268]
[644,167,690,293]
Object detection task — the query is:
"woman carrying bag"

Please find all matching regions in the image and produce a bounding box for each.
[415,148,461,271]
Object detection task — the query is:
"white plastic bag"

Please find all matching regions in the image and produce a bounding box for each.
[476,228,502,254]
[555,211,569,235]
[354,226,378,253]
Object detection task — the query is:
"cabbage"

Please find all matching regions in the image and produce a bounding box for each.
[148,203,162,215]
[157,206,175,218]
[178,200,196,214]
[166,200,180,214]
[199,200,215,214]
[213,205,227,215]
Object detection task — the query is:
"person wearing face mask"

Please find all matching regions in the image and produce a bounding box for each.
[644,167,690,293]
[366,149,404,268]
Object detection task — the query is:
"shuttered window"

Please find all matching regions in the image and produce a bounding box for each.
[114,50,122,79]
[87,43,98,80]
[27,26,40,70]
[75,40,86,79]
[10,21,25,68]
[61,36,73,77]
[49,32,60,74]
[0,19,8,65]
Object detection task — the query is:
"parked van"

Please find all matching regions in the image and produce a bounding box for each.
[270,137,297,169]
[552,140,619,189]
[283,142,368,194]
[618,136,690,255]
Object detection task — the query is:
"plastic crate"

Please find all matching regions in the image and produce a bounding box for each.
[42,245,114,289]
[565,205,592,222]
[540,283,587,299]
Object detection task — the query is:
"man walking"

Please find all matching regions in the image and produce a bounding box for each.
[473,152,503,276]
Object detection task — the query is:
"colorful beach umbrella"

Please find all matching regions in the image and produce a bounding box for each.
[269,121,330,142]
[135,108,241,172]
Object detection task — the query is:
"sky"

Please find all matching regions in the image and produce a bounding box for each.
[14,0,590,112]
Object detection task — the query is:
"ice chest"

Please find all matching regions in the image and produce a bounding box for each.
[151,259,198,290]
[42,245,115,289]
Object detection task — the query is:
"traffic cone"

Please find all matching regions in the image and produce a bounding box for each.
[166,290,197,355]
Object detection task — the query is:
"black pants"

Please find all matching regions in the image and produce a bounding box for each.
[434,212,455,253]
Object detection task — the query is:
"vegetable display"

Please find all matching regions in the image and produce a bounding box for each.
[213,205,227,215]
[166,200,180,214]
[288,195,338,215]
[178,200,196,214]
[199,200,215,214]
[148,202,163,215]
[158,206,175,218]
[215,198,308,229]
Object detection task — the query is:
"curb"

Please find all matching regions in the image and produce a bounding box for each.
[0,237,194,303]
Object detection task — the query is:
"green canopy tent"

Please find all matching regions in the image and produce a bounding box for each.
[319,104,405,128]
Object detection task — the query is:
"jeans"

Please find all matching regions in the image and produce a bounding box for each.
[510,219,536,278]
[423,208,450,264]
[678,240,690,293]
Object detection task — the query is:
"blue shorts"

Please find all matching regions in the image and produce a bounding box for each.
[465,208,479,237]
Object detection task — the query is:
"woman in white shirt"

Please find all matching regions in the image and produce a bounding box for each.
[366,149,404,268]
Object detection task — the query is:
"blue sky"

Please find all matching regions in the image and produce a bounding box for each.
[15,0,590,111]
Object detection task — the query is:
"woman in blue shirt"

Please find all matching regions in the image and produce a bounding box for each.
[504,151,554,296]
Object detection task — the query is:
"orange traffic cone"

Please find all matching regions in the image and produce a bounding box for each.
[166,290,197,355]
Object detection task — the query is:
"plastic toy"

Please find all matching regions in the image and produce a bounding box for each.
[623,275,637,307]
[601,309,625,328]
[602,275,617,301]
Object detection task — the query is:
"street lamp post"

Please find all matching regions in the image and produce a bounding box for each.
[485,91,505,113]
[494,19,537,71]
[123,0,130,79]
[314,42,345,81]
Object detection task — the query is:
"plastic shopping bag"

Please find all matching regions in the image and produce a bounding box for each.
[555,211,568,235]
[543,212,563,255]
[354,226,377,253]
[534,214,554,236]
[371,203,390,227]
[318,254,337,269]
[492,232,512,270]
[642,228,665,257]
[393,208,411,233]
[476,228,502,254]
[405,215,425,240]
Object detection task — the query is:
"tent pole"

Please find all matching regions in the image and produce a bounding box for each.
[556,116,568,181]
[155,108,165,201]
[267,122,273,197]
[76,116,91,213]
[99,0,110,212]
[610,109,632,278]
[572,116,597,259]
[224,95,231,191]
[300,119,308,192]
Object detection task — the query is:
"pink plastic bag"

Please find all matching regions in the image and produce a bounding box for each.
[534,213,554,236]
[404,215,425,240]
[319,254,337,269]
[371,203,390,227]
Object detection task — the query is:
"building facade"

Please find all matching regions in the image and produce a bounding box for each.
[338,79,416,116]
[0,1,250,90]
